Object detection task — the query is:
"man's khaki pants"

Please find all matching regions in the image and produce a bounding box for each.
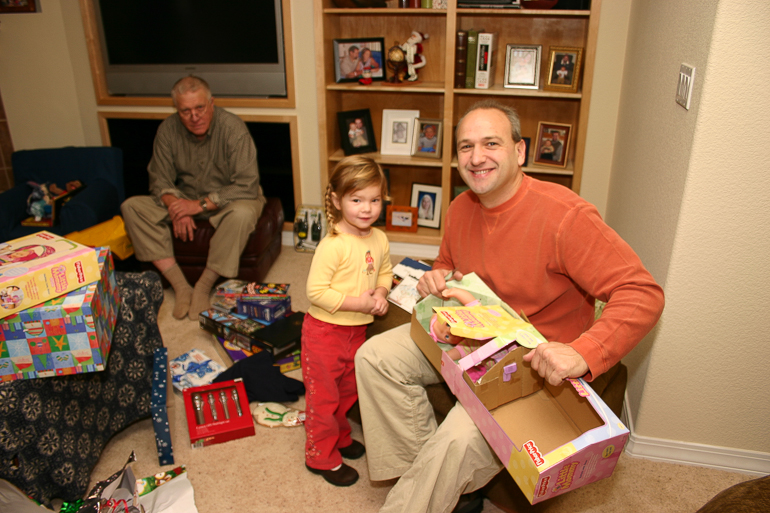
[355,323,503,513]
[120,196,263,278]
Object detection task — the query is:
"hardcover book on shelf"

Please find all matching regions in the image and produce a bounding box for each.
[464,28,483,89]
[454,30,468,89]
[475,32,498,89]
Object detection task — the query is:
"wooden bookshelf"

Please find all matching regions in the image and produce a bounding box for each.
[314,0,601,245]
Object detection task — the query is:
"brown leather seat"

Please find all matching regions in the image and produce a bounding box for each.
[171,197,284,285]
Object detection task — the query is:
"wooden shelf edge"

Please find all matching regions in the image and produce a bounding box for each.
[327,82,446,94]
[324,8,447,15]
[454,87,581,100]
[457,8,590,17]
[329,149,444,168]
[384,227,442,245]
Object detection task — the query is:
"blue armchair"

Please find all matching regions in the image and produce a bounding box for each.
[0,146,125,242]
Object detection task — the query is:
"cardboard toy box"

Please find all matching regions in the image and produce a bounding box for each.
[0,246,120,382]
[0,231,102,319]
[183,378,255,448]
[411,274,629,504]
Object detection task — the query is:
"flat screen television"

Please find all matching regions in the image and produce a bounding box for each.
[93,0,287,98]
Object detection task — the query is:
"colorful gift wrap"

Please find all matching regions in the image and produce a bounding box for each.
[411,273,629,504]
[0,231,102,319]
[0,246,120,382]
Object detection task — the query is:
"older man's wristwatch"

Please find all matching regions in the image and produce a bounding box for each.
[199,198,208,212]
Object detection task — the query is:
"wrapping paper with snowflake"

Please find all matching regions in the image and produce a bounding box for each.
[0,247,120,382]
[151,347,174,466]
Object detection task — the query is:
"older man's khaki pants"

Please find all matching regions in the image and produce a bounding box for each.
[355,323,503,513]
[121,196,263,278]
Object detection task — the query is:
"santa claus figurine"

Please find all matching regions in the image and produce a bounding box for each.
[400,31,429,82]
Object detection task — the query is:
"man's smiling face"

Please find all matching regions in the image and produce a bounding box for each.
[456,108,526,208]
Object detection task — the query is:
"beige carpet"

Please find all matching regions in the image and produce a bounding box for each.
[83,248,752,513]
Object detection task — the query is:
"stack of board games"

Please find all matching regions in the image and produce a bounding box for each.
[212,279,291,325]
[199,308,302,362]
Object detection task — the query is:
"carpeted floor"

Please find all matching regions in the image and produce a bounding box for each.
[82,248,755,513]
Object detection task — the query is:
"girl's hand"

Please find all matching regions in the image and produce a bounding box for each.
[371,288,389,316]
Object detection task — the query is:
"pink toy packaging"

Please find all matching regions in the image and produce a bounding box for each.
[0,231,101,319]
[411,273,629,504]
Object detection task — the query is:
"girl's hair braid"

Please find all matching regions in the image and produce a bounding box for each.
[324,155,391,236]
[324,183,336,233]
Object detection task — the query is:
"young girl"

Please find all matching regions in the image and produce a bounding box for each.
[302,155,393,487]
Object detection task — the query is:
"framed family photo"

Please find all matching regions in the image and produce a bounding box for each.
[337,109,377,156]
[333,38,386,83]
[544,46,583,93]
[411,118,443,159]
[386,205,419,233]
[534,122,572,168]
[410,183,442,229]
[504,44,542,89]
[381,109,420,156]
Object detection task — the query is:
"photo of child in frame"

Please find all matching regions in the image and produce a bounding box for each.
[417,123,438,153]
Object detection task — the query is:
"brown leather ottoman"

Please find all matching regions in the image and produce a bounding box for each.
[171,197,284,285]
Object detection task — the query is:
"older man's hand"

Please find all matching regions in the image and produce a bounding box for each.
[167,198,201,221]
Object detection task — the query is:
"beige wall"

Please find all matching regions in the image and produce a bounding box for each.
[1,0,768,461]
[608,0,770,453]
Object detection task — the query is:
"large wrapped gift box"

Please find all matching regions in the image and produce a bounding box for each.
[0,231,101,319]
[0,246,120,381]
[411,273,629,505]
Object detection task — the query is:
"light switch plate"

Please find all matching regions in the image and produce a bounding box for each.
[676,64,695,110]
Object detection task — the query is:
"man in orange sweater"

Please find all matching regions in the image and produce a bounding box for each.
[355,99,665,513]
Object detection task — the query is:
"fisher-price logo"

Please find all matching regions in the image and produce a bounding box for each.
[75,261,86,283]
[440,311,459,324]
[524,440,544,467]
[536,476,550,497]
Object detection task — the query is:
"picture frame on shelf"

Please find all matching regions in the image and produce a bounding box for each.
[544,46,583,93]
[411,118,443,159]
[386,205,419,233]
[534,122,572,168]
[503,44,541,89]
[0,0,37,13]
[337,109,377,156]
[333,38,386,83]
[381,109,420,156]
[410,183,442,229]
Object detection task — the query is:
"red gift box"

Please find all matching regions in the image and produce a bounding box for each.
[183,378,255,448]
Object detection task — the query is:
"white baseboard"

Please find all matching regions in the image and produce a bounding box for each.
[622,392,770,476]
[282,231,440,260]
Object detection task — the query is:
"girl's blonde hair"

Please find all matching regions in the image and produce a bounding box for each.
[325,155,391,235]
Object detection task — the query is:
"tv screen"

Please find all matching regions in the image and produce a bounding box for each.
[94,0,287,97]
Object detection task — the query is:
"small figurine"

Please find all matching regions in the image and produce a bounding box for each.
[400,31,429,82]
